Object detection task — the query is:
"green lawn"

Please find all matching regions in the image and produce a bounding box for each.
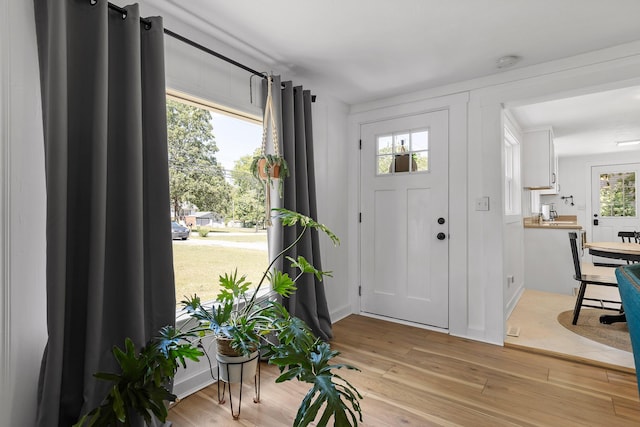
[190,233,267,243]
[172,243,268,309]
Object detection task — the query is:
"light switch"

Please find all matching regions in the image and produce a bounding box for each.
[475,196,490,211]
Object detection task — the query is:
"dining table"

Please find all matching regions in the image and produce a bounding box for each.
[585,241,640,263]
[584,241,640,324]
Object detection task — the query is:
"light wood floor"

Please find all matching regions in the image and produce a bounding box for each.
[168,315,640,426]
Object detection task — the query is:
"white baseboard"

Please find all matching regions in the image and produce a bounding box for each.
[505,283,525,320]
[330,303,354,324]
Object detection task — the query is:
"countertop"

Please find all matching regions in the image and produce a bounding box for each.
[523,215,582,229]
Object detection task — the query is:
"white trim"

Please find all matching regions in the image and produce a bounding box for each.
[505,284,525,320]
[358,312,449,335]
[0,0,11,394]
[329,303,353,324]
[348,92,470,338]
[351,40,640,115]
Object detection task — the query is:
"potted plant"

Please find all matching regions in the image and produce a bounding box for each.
[252,74,290,226]
[75,208,363,427]
[250,152,290,197]
[73,326,205,427]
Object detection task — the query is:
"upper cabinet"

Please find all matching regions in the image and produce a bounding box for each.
[522,128,558,192]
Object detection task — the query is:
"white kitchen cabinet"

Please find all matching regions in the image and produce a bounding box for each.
[523,128,557,190]
[540,152,559,195]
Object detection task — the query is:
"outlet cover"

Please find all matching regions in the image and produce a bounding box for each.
[475,196,490,211]
[506,326,520,337]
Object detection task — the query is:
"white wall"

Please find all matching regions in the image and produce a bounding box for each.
[349,40,640,345]
[1,1,48,427]
[312,97,352,321]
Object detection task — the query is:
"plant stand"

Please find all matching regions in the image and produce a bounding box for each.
[216,352,261,419]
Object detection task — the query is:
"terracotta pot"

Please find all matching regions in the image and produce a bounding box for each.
[257,158,281,180]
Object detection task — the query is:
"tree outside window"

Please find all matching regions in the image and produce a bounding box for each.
[167,98,267,308]
[599,172,636,217]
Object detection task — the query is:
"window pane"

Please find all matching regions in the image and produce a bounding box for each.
[412,151,428,171]
[377,135,393,155]
[599,172,636,217]
[378,155,393,174]
[412,130,429,151]
[394,133,410,153]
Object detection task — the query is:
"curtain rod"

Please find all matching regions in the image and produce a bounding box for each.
[106,2,315,100]
[106,2,271,85]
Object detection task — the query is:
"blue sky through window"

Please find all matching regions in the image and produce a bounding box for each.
[210,112,262,174]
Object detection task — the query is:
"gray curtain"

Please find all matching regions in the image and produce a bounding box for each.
[270,77,333,341]
[33,1,175,426]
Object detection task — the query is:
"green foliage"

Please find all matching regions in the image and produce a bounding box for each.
[196,226,211,237]
[74,327,203,427]
[270,341,362,427]
[167,99,231,219]
[182,209,362,425]
[77,209,362,427]
[231,150,266,226]
[599,172,636,217]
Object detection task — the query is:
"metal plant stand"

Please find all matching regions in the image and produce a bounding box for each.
[216,352,261,419]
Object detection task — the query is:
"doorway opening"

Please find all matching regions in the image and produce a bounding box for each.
[504,83,640,369]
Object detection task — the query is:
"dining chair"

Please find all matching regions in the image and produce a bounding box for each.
[615,264,640,395]
[618,231,640,264]
[568,232,621,325]
[618,231,640,243]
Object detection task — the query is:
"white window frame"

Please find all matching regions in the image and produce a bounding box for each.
[503,117,522,216]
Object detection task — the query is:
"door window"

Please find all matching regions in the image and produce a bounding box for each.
[599,171,636,217]
[376,129,429,175]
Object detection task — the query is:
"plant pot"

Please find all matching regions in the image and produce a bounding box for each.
[216,351,259,384]
[391,154,418,173]
[257,158,281,180]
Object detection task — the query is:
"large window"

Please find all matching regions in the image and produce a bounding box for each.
[167,95,268,309]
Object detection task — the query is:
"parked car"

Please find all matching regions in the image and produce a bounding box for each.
[171,222,190,240]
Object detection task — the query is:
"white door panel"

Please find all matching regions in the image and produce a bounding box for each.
[360,110,449,328]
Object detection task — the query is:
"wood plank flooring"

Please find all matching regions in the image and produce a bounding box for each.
[167,315,640,426]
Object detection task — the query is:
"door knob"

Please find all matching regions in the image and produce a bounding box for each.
[438,217,446,224]
[437,232,446,240]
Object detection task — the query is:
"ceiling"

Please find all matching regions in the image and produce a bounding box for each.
[509,85,640,157]
[142,0,640,156]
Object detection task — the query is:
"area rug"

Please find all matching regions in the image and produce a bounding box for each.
[557,309,632,353]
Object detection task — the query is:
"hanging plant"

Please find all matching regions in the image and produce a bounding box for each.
[250,75,290,225]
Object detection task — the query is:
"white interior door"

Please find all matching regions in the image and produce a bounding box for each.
[359,110,449,328]
[590,163,640,262]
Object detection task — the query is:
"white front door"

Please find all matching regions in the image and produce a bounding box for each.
[359,110,449,328]
[590,163,640,262]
